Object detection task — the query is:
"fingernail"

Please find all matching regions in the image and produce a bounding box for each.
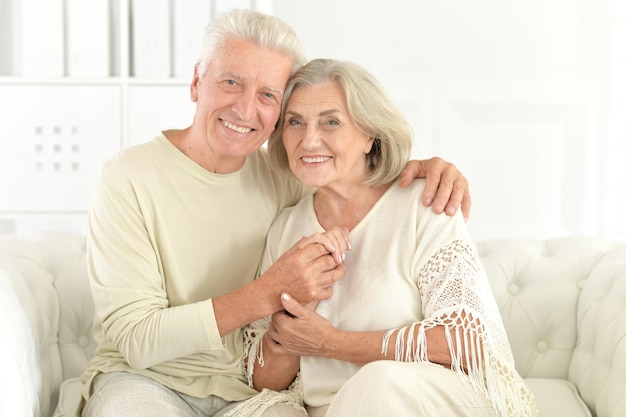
[342,253,346,262]
[282,293,290,302]
[424,197,433,206]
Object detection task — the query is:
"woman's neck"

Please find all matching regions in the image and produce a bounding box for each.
[313,182,392,231]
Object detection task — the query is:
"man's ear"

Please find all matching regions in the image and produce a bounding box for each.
[190,64,200,103]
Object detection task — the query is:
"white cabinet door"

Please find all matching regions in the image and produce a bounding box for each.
[0,85,121,211]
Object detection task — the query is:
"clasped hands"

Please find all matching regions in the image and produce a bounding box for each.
[263,227,350,358]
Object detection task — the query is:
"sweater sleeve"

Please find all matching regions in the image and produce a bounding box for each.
[381,207,536,417]
[87,160,223,370]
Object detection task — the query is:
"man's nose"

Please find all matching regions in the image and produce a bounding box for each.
[233,90,256,120]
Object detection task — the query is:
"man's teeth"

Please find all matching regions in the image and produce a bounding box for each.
[223,120,252,133]
[302,156,331,163]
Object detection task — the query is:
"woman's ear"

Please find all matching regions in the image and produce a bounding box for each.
[365,136,376,154]
[367,136,381,155]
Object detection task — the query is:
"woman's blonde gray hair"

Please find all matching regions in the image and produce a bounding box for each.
[196,9,307,77]
[268,58,413,186]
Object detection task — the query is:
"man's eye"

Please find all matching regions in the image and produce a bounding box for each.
[264,92,275,99]
[225,79,236,86]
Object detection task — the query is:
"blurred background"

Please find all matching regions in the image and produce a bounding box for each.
[0,0,624,241]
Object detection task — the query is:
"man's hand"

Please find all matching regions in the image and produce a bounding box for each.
[260,239,345,309]
[399,157,471,220]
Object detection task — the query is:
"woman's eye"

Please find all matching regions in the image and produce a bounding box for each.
[287,118,302,126]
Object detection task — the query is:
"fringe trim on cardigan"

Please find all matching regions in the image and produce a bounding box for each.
[382,313,537,417]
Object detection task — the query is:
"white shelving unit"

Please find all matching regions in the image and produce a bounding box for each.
[0,0,219,234]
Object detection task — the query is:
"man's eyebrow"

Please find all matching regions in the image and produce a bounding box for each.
[221,71,283,96]
[266,86,284,95]
[220,71,244,81]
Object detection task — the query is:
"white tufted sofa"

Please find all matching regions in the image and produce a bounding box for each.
[0,232,624,417]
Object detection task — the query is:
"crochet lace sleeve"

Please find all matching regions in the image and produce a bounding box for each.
[382,239,537,417]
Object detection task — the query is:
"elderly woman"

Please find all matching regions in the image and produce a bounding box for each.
[228,58,537,417]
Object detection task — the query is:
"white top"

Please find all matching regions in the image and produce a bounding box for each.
[242,179,536,417]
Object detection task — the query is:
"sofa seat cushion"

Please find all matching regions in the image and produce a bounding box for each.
[525,378,591,417]
[54,376,593,417]
[53,378,81,417]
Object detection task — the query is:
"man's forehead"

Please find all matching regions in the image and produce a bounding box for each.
[211,41,293,89]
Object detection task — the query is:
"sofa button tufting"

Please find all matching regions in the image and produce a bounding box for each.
[78,336,90,347]
[536,341,548,352]
[508,284,520,295]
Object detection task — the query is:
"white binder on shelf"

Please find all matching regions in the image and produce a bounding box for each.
[131,0,171,77]
[17,0,65,77]
[66,0,111,77]
[0,0,15,75]
[172,0,211,79]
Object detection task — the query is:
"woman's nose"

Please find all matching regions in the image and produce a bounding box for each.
[302,125,322,149]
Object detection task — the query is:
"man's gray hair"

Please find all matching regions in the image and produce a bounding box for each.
[196,9,307,77]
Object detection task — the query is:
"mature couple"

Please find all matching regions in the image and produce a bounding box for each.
[79,8,536,417]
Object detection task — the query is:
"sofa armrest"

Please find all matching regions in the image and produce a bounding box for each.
[0,264,48,417]
[0,236,64,417]
[569,243,626,417]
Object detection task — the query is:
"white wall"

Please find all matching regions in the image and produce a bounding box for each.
[0,0,624,241]
[273,0,625,241]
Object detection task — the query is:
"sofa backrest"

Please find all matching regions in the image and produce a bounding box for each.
[477,237,619,379]
[33,233,95,380]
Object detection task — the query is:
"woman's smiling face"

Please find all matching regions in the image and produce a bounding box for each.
[281,81,374,189]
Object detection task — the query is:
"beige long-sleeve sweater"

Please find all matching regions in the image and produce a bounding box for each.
[80,132,306,406]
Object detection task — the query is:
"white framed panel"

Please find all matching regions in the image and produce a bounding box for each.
[0,85,121,212]
[126,85,195,147]
[432,98,588,240]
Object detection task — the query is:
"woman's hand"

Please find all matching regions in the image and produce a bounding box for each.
[296,226,351,265]
[265,293,338,358]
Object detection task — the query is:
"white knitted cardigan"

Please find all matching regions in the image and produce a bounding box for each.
[225,239,537,417]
